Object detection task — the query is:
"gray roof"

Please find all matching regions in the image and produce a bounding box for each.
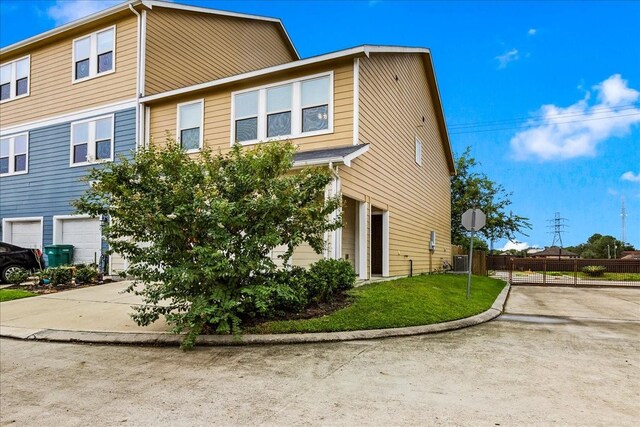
[293,144,369,166]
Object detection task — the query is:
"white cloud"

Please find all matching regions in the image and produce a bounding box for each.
[528,28,537,36]
[510,74,640,161]
[48,0,125,25]
[495,49,519,69]
[621,171,640,182]
[501,240,530,251]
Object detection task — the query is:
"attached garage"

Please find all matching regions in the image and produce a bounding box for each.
[53,216,102,265]
[1,217,43,249]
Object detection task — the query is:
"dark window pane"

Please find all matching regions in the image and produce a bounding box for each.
[0,157,8,174]
[73,143,88,163]
[0,83,9,101]
[180,128,200,151]
[16,77,28,96]
[267,111,291,137]
[235,117,257,142]
[76,59,90,80]
[14,154,26,172]
[98,51,113,74]
[96,139,111,160]
[302,105,329,133]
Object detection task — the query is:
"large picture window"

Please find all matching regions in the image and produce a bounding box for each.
[177,100,204,152]
[0,133,28,176]
[232,73,333,145]
[0,56,30,103]
[70,115,114,166]
[73,27,115,82]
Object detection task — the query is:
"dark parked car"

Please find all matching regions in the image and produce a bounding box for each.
[0,242,45,283]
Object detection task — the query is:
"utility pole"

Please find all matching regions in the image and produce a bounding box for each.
[547,212,568,260]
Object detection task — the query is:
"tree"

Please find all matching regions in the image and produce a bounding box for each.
[73,140,341,348]
[566,234,634,259]
[451,147,531,250]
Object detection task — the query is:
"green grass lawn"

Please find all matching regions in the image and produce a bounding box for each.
[249,274,506,334]
[0,289,37,302]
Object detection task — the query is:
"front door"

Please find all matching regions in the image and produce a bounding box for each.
[371,214,383,275]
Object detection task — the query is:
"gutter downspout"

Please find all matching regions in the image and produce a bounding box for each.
[128,4,143,150]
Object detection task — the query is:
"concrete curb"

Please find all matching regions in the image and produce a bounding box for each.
[0,283,511,347]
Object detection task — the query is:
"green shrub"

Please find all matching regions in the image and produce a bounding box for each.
[240,267,310,319]
[75,265,98,284]
[6,268,29,285]
[307,259,356,303]
[582,265,606,277]
[47,267,73,286]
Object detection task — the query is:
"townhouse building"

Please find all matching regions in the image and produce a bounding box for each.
[0,0,297,273]
[1,1,454,280]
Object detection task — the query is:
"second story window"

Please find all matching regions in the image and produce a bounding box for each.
[0,133,29,176]
[232,73,333,145]
[415,137,422,165]
[177,100,204,152]
[0,56,30,103]
[73,27,115,82]
[70,115,114,166]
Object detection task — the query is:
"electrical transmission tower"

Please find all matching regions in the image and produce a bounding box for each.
[547,212,568,250]
[621,196,627,246]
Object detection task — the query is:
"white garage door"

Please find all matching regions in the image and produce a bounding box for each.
[59,218,102,265]
[6,220,42,249]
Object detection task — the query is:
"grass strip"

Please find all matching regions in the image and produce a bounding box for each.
[249,274,505,334]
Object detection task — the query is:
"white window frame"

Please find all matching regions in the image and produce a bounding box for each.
[0,55,30,104]
[0,132,29,177]
[69,114,115,167]
[176,99,204,153]
[230,71,334,146]
[71,25,116,84]
[415,136,422,166]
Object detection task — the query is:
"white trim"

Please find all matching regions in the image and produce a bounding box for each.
[358,202,368,280]
[342,144,369,167]
[176,99,204,153]
[52,214,95,245]
[382,211,390,277]
[0,99,137,137]
[352,57,360,145]
[291,144,370,168]
[141,45,430,104]
[0,55,30,104]
[0,132,29,177]
[71,25,117,84]
[230,72,333,146]
[1,216,44,250]
[69,114,115,167]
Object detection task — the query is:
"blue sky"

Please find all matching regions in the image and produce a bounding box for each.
[1,0,639,250]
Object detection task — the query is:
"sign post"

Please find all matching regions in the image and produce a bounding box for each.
[461,208,486,299]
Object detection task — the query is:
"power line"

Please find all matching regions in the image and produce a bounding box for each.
[448,111,640,135]
[447,103,640,130]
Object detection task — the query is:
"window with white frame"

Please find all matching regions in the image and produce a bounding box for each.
[0,56,30,102]
[177,100,203,151]
[233,73,332,144]
[415,137,422,166]
[73,27,115,82]
[0,133,28,176]
[70,115,114,165]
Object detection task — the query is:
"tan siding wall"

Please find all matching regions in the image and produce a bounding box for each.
[342,53,451,277]
[341,196,357,269]
[148,61,353,152]
[0,16,137,128]
[292,242,323,268]
[144,9,297,96]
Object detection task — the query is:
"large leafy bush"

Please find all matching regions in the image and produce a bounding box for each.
[74,140,341,348]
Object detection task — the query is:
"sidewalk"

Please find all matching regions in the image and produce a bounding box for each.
[0,280,510,346]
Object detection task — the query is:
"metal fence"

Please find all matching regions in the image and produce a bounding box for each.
[508,258,640,286]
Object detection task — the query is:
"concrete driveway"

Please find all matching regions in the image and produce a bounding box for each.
[1,286,638,426]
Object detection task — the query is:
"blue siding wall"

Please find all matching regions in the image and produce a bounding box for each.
[0,108,136,246]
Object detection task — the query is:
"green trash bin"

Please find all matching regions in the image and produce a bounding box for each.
[44,245,74,267]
